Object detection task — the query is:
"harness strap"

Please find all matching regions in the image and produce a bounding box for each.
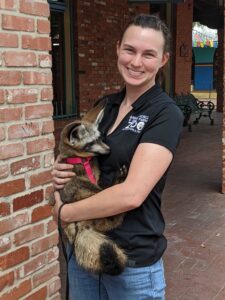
[65,156,97,184]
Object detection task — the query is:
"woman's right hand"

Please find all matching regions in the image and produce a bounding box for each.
[51,155,75,190]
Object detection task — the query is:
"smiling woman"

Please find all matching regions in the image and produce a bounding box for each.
[52,14,184,300]
[116,26,169,97]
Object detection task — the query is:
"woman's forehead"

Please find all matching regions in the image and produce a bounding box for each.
[121,25,165,49]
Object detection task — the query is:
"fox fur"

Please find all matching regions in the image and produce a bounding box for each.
[50,101,127,275]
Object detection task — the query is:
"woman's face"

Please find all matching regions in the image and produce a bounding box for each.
[117,25,169,91]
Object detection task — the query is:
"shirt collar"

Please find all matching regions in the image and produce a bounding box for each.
[107,84,162,111]
[132,84,162,111]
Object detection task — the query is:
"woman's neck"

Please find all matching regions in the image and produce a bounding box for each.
[124,83,155,106]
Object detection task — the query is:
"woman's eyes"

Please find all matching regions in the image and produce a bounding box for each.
[144,53,154,58]
[124,48,134,53]
[123,49,154,58]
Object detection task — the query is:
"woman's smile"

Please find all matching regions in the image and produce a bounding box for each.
[127,67,144,78]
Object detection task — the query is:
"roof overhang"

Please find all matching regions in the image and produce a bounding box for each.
[194,0,224,29]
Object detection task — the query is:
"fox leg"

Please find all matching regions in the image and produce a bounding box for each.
[64,223,77,244]
[91,214,124,232]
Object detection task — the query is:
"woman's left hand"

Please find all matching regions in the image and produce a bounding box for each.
[52,191,67,228]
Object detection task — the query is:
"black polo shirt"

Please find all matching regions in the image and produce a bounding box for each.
[98,84,183,267]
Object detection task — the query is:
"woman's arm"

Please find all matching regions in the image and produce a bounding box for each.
[54,142,173,223]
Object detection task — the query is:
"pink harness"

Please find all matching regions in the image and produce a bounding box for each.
[65,157,96,184]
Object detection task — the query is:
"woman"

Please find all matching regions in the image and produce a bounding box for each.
[52,14,183,299]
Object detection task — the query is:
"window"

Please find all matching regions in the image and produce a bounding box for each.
[49,0,77,118]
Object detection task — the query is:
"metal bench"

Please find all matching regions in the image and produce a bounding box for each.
[174,93,215,132]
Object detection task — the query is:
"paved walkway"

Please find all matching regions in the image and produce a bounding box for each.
[59,111,224,300]
[163,111,224,300]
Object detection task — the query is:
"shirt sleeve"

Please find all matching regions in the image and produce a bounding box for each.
[139,103,184,155]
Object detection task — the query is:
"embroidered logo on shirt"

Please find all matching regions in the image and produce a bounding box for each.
[122,115,149,133]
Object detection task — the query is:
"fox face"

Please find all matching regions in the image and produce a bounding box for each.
[59,108,110,158]
[69,122,110,155]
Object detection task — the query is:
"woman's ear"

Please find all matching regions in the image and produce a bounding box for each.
[161,52,170,67]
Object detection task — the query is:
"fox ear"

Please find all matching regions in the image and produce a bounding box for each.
[95,108,104,127]
[69,123,85,143]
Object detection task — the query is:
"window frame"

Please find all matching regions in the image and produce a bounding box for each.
[48,0,77,119]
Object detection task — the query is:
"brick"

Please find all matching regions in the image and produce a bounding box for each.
[23,286,47,300]
[31,204,52,223]
[0,143,24,160]
[0,279,31,300]
[22,35,51,51]
[47,220,57,234]
[4,51,37,67]
[48,277,61,296]
[47,246,59,264]
[33,263,60,288]
[0,107,22,122]
[6,88,38,104]
[23,71,52,85]
[0,236,11,253]
[27,137,55,154]
[25,103,53,119]
[0,126,5,141]
[20,0,50,17]
[0,212,29,235]
[8,122,40,140]
[41,87,53,101]
[0,0,16,10]
[0,71,21,85]
[0,202,10,216]
[2,15,35,32]
[42,120,54,134]
[18,253,46,278]
[13,189,43,211]
[0,89,5,104]
[0,178,25,196]
[45,184,54,200]
[31,233,58,256]
[14,223,45,246]
[44,152,55,167]
[11,156,41,175]
[0,33,18,47]
[30,169,52,188]
[39,54,52,68]
[0,247,29,270]
[37,19,50,34]
[0,271,14,292]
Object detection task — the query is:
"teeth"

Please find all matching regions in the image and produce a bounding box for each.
[127,68,143,76]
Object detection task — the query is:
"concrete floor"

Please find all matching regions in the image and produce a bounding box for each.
[59,110,224,300]
[163,111,224,300]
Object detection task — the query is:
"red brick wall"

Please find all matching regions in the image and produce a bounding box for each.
[0,1,60,299]
[174,0,193,94]
[76,0,150,113]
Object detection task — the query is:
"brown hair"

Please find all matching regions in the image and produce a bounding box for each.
[119,14,171,53]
